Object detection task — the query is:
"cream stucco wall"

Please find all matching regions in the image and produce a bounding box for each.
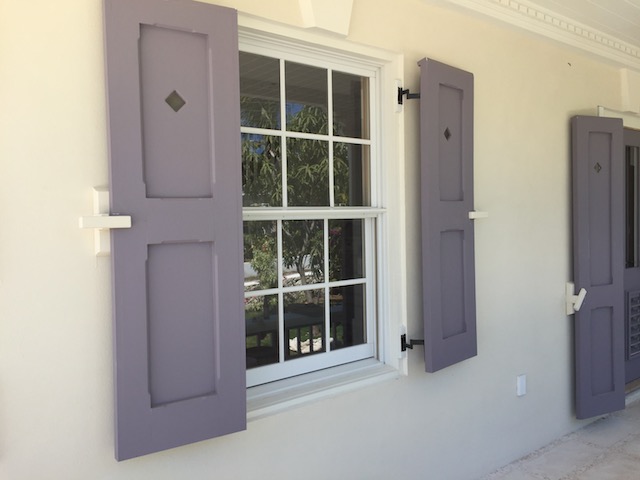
[0,0,625,479]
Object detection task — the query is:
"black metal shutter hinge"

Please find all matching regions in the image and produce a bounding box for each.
[397,87,420,105]
[401,334,425,352]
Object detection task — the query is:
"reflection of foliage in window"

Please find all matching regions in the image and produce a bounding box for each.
[333,144,349,206]
[287,137,328,206]
[244,222,277,319]
[244,221,277,289]
[242,133,281,207]
[328,224,343,281]
[283,220,324,299]
[241,95,279,129]
[241,96,281,207]
[242,99,349,305]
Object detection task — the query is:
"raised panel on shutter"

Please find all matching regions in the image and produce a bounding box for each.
[419,58,477,373]
[103,0,245,460]
[572,116,625,419]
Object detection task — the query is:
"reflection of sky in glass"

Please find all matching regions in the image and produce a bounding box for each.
[286,103,304,119]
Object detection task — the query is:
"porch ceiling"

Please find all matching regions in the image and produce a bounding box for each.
[434,0,640,70]
[528,0,640,47]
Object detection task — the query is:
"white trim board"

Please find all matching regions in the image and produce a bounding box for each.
[598,106,640,131]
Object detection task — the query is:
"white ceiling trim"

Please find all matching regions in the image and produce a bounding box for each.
[443,0,640,70]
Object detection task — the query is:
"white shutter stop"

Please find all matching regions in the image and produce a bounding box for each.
[565,281,587,315]
[79,186,132,256]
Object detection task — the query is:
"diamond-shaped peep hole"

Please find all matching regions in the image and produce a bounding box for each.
[594,162,602,173]
[444,127,452,141]
[165,90,186,112]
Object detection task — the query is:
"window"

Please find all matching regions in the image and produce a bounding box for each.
[239,43,381,387]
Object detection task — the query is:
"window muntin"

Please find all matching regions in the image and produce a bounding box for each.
[240,50,378,387]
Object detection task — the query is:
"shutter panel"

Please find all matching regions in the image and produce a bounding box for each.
[103,0,245,460]
[571,116,625,419]
[419,58,477,372]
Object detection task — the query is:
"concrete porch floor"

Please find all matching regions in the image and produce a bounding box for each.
[480,393,640,480]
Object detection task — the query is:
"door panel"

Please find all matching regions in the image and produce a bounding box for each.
[572,116,625,419]
[104,0,245,460]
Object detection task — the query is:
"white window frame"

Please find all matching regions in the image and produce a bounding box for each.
[239,15,407,417]
[241,40,381,387]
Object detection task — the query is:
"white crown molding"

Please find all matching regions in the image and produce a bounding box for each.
[443,0,640,71]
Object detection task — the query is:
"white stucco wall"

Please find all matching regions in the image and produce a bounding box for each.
[0,0,624,479]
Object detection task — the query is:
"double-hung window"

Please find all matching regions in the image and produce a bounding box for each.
[239,37,381,387]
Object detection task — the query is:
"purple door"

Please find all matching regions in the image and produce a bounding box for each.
[419,58,477,372]
[103,0,245,459]
[571,115,625,419]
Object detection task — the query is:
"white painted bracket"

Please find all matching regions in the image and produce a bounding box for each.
[395,80,403,113]
[565,282,587,315]
[298,0,354,36]
[79,187,131,256]
[469,211,489,220]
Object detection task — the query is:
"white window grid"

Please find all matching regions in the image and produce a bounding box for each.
[240,40,383,388]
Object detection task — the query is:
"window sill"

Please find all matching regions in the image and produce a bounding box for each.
[246,359,399,421]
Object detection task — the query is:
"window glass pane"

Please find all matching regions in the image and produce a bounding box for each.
[287,138,329,206]
[285,289,325,359]
[332,72,369,139]
[334,143,370,206]
[282,220,324,285]
[330,285,366,350]
[245,294,279,369]
[329,219,364,282]
[286,62,328,134]
[242,134,282,207]
[244,221,277,291]
[240,52,281,129]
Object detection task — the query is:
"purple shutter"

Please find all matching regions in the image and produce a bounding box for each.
[572,116,625,419]
[419,58,477,372]
[103,0,245,460]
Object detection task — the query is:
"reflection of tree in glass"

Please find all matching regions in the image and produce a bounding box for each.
[282,220,323,304]
[333,144,350,206]
[328,224,343,281]
[242,100,349,305]
[241,96,281,207]
[244,222,278,319]
[242,134,281,207]
[248,228,277,290]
